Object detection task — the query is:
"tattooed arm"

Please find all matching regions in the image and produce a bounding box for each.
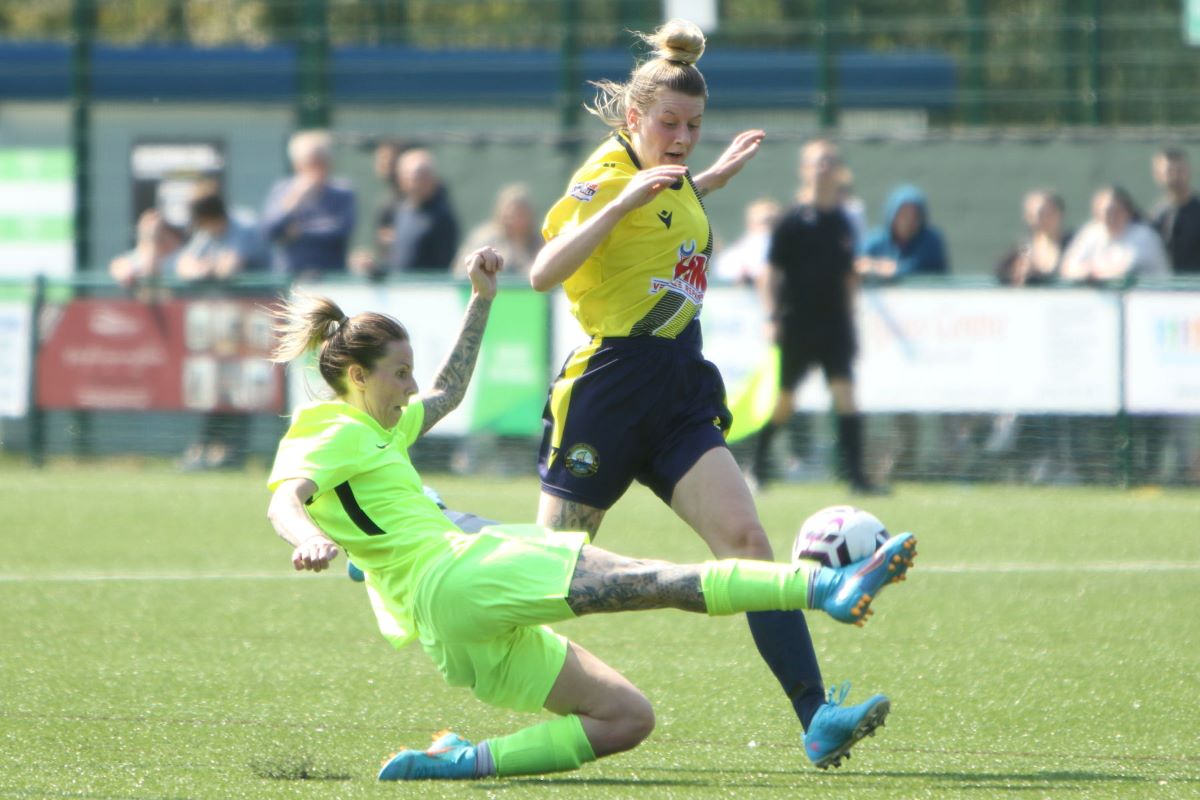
[419,247,501,436]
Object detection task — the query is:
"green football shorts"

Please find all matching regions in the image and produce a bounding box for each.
[411,524,588,713]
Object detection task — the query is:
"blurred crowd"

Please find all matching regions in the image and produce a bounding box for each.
[108,131,1198,484]
[109,129,1200,293]
[110,130,544,293]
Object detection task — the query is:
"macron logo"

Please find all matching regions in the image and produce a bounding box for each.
[657,209,673,229]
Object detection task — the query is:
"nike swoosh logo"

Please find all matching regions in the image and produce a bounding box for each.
[657,210,673,229]
[376,442,389,449]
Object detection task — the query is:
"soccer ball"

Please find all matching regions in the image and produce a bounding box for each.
[791,505,889,568]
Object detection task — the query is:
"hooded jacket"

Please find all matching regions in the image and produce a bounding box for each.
[861,185,948,277]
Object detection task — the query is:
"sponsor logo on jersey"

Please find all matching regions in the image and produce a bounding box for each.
[649,239,708,304]
[569,181,599,202]
[564,443,599,477]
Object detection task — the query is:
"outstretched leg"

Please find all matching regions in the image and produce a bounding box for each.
[379,642,648,780]
[564,535,915,623]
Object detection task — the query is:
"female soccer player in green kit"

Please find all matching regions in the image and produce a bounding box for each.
[530,19,900,767]
[266,247,917,780]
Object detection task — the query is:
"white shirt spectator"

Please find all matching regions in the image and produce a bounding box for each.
[1060,219,1170,282]
[713,198,781,285]
[713,230,771,285]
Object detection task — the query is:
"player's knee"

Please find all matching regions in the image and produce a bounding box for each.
[612,691,656,752]
[717,524,774,560]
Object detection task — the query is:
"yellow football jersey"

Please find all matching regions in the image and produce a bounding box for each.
[543,132,714,339]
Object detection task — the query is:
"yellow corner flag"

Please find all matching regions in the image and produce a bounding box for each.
[726,345,780,444]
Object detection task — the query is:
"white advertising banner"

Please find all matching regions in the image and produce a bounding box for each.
[854,288,1122,413]
[1124,291,1200,413]
[0,300,32,417]
[286,283,471,435]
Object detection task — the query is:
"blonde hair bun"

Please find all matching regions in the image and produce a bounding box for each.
[646,19,705,66]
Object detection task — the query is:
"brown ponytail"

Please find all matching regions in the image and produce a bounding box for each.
[271,292,408,397]
[586,19,709,131]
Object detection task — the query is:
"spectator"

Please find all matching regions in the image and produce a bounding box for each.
[175,191,270,471]
[1061,187,1170,483]
[711,198,780,287]
[1150,147,1200,274]
[751,139,882,494]
[177,193,268,282]
[995,190,1072,287]
[351,139,411,277]
[1060,186,1169,283]
[856,185,948,279]
[453,183,542,279]
[372,138,408,248]
[386,148,459,273]
[261,130,356,279]
[1149,148,1200,485]
[108,209,184,291]
[987,190,1075,483]
[854,186,949,480]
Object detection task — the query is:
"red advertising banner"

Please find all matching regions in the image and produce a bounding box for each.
[36,298,283,412]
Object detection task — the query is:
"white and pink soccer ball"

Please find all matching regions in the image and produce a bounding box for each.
[792,505,889,568]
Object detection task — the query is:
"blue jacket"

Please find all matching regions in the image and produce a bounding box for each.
[261,178,356,275]
[862,185,948,277]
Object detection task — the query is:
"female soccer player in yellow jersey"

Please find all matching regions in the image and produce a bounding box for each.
[266,248,917,779]
[530,19,900,767]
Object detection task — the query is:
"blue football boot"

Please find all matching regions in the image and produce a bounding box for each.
[803,683,890,769]
[378,730,477,781]
[810,532,917,625]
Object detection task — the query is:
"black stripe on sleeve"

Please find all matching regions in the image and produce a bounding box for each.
[334,481,385,536]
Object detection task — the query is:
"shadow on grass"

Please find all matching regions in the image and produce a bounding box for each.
[479,777,709,789]
[868,769,1191,786]
[248,754,352,781]
[646,764,1196,787]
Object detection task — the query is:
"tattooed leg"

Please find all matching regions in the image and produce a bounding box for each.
[538,493,607,538]
[566,545,707,615]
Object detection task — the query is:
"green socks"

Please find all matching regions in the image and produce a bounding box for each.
[699,558,819,615]
[487,714,597,777]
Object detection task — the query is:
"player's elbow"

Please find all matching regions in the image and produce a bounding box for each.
[528,263,556,292]
[266,485,305,527]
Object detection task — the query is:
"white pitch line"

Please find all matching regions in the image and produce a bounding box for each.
[0,562,1198,584]
[921,562,1200,574]
[0,572,312,583]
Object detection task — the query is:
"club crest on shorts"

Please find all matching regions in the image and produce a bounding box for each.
[564,443,599,477]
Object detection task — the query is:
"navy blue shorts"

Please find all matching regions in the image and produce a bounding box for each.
[538,322,732,510]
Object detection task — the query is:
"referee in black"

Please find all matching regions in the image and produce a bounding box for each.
[751,139,882,494]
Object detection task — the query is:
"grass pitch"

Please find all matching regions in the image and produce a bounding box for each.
[1,462,1198,799]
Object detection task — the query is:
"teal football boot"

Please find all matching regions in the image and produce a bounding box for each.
[803,683,890,769]
[809,532,917,625]
[378,730,477,781]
